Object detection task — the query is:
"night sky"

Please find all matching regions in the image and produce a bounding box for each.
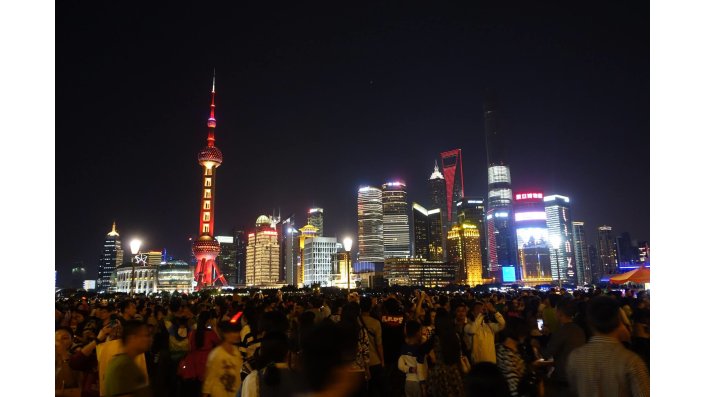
[57,1,649,279]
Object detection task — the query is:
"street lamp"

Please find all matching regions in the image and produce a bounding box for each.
[549,236,562,290]
[129,239,142,297]
[343,237,353,294]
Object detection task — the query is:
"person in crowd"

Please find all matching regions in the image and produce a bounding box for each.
[495,318,535,397]
[361,296,385,397]
[69,322,112,397]
[465,301,505,364]
[241,332,305,397]
[300,320,360,397]
[454,302,471,358]
[56,327,82,396]
[539,298,585,397]
[202,321,244,397]
[181,310,221,395]
[464,362,512,397]
[398,320,432,397]
[104,320,152,397]
[631,308,649,369]
[427,308,464,397]
[541,295,560,335]
[381,296,406,397]
[339,302,371,397]
[119,300,138,324]
[566,296,649,397]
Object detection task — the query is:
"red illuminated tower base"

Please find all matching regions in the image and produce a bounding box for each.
[193,74,228,290]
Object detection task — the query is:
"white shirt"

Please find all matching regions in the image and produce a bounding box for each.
[464,312,505,364]
[202,345,243,397]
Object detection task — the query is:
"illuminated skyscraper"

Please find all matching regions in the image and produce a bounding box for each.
[281,215,299,286]
[514,192,552,284]
[428,161,447,254]
[357,186,384,263]
[98,222,123,292]
[228,230,247,284]
[484,95,517,281]
[215,235,235,284]
[616,232,639,270]
[440,150,464,224]
[307,208,324,236]
[447,222,484,287]
[411,203,443,261]
[571,221,591,285]
[457,197,488,278]
[246,215,281,286]
[588,244,600,282]
[382,182,410,258]
[597,226,618,279]
[298,224,318,287]
[544,195,576,284]
[192,74,227,289]
[303,237,339,286]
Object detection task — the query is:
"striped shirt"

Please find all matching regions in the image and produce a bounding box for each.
[566,335,649,397]
[496,344,526,397]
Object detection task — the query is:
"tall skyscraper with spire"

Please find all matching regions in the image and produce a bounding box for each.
[97,222,123,292]
[428,161,447,259]
[440,149,465,224]
[192,74,228,290]
[484,94,518,281]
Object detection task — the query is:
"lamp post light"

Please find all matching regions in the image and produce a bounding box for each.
[343,237,353,294]
[550,236,562,290]
[129,239,142,297]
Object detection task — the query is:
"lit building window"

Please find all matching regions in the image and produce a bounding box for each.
[203,212,211,221]
[203,200,211,210]
[205,168,212,176]
[203,224,210,233]
[204,189,211,198]
[205,178,212,187]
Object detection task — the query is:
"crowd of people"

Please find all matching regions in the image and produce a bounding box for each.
[55,286,650,397]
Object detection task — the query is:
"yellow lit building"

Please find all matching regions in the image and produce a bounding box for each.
[245,215,281,286]
[447,222,484,287]
[298,224,319,286]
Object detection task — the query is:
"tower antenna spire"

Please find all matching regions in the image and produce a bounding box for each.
[207,69,217,145]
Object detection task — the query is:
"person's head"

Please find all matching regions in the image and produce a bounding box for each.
[466,362,512,397]
[405,320,423,344]
[548,293,561,308]
[121,320,151,353]
[454,303,467,322]
[587,296,629,339]
[471,301,484,318]
[55,327,73,352]
[556,298,579,323]
[120,300,137,319]
[218,321,242,345]
[500,317,530,344]
[95,306,110,321]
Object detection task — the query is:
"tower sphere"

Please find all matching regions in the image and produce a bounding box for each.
[193,236,221,255]
[198,146,223,165]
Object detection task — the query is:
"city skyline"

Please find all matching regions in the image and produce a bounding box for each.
[56,2,648,278]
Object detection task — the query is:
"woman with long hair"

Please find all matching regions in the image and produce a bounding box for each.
[339,302,371,397]
[182,310,220,396]
[428,308,464,397]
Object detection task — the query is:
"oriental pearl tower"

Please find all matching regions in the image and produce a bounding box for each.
[193,73,228,290]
